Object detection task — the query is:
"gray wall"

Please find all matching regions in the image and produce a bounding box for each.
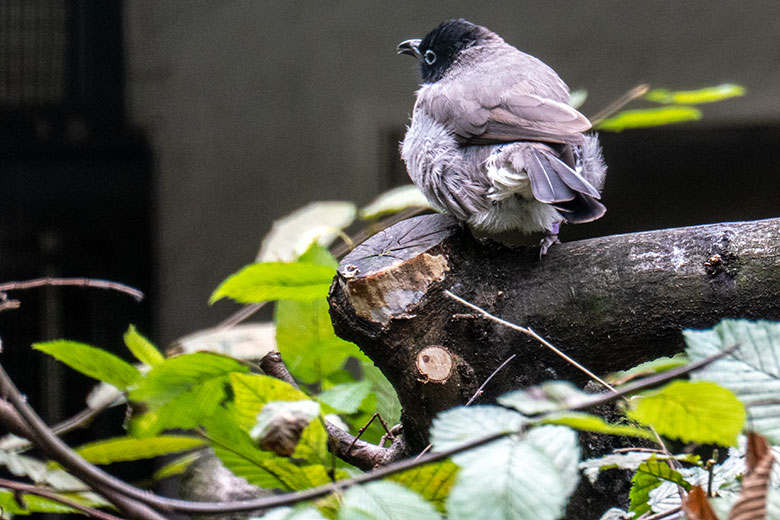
[124,1,780,343]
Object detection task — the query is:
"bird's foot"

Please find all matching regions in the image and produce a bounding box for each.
[539,222,562,258]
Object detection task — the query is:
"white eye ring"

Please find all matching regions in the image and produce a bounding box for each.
[424,49,437,65]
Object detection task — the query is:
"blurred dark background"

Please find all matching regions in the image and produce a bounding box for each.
[0,0,779,473]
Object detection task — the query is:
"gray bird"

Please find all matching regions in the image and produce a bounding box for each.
[397,19,606,255]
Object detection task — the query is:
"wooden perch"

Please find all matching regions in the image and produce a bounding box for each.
[329,214,780,451]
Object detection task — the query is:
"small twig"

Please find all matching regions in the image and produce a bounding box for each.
[346,413,394,453]
[444,290,617,393]
[465,354,517,406]
[706,449,718,497]
[0,300,21,312]
[417,353,518,461]
[0,278,143,302]
[641,506,682,520]
[589,83,651,127]
[0,477,123,520]
[614,447,666,454]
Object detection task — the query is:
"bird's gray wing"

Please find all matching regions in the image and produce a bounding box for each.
[422,58,591,145]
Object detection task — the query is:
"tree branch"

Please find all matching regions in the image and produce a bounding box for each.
[0,277,143,302]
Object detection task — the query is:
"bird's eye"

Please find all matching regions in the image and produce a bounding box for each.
[424,49,437,65]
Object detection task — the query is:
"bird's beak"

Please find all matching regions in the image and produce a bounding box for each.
[397,38,422,60]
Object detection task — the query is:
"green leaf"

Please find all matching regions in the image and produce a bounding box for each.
[629,457,691,515]
[131,376,229,437]
[33,340,140,390]
[230,373,310,431]
[130,352,248,405]
[359,185,431,220]
[129,352,248,436]
[298,242,338,269]
[0,491,81,515]
[498,381,590,415]
[337,481,441,520]
[446,426,579,520]
[292,416,329,467]
[645,84,745,105]
[205,408,334,491]
[627,380,745,446]
[210,262,336,304]
[608,354,688,385]
[275,299,364,384]
[387,459,458,513]
[152,452,199,481]
[75,435,204,465]
[685,319,780,443]
[317,381,372,414]
[362,362,401,426]
[595,106,701,132]
[542,412,656,441]
[430,405,527,452]
[579,452,700,484]
[124,325,165,366]
[257,201,356,263]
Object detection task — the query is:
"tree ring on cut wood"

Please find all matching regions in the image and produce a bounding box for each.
[415,345,453,383]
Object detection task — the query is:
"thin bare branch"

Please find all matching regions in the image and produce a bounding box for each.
[0,477,123,520]
[0,278,143,302]
[444,290,617,392]
[589,83,651,127]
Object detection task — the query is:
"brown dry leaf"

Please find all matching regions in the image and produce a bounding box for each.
[683,485,719,520]
[729,431,774,520]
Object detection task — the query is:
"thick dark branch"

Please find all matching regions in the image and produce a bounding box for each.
[329,215,780,450]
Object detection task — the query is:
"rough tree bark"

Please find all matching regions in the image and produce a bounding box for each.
[328,214,780,452]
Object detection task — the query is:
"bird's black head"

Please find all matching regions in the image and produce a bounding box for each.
[398,19,491,83]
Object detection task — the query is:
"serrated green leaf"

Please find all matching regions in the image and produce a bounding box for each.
[685,319,780,443]
[359,184,431,220]
[124,325,164,366]
[204,408,334,491]
[74,435,204,465]
[230,373,309,431]
[542,412,656,441]
[628,380,745,446]
[129,352,247,436]
[498,381,590,415]
[130,352,248,405]
[645,84,745,105]
[211,262,336,304]
[33,340,140,390]
[317,381,372,414]
[446,426,579,520]
[131,376,229,437]
[338,481,441,520]
[275,299,364,384]
[595,105,701,132]
[430,405,527,452]
[387,459,458,513]
[629,457,691,515]
[608,354,688,385]
[362,362,401,426]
